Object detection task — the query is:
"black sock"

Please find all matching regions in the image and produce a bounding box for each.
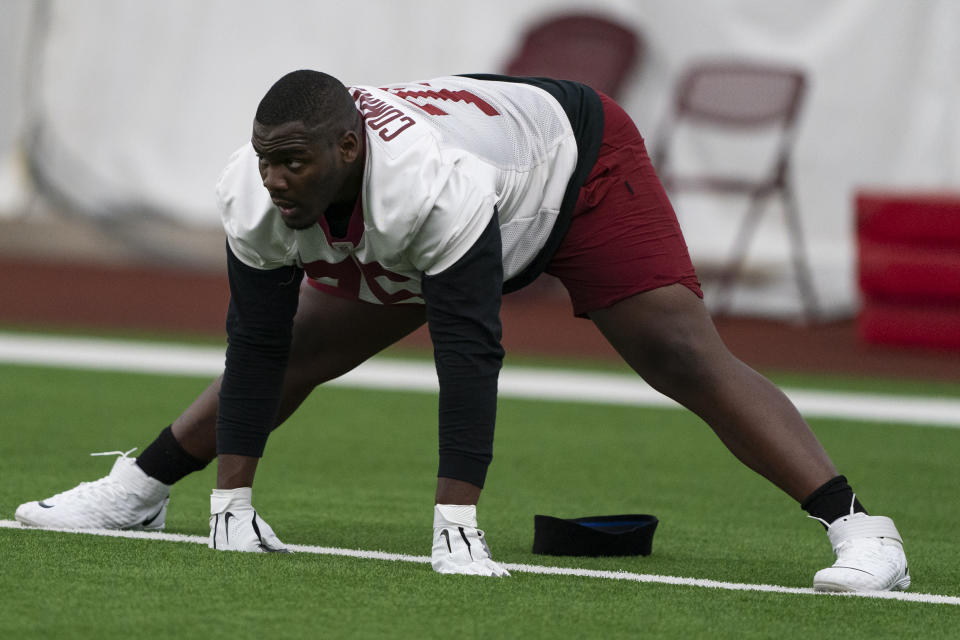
[801,475,867,528]
[136,425,210,485]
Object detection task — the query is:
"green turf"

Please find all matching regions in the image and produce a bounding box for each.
[1,361,959,638]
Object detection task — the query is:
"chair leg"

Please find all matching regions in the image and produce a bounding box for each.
[780,182,820,322]
[712,191,769,317]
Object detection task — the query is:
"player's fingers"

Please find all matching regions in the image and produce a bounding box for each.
[483,560,510,577]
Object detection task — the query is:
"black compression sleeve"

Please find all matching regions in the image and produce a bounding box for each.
[421,214,504,488]
[216,242,303,457]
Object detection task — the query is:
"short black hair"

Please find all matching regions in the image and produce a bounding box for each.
[255,70,357,139]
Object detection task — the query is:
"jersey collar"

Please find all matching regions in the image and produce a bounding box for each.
[316,191,364,247]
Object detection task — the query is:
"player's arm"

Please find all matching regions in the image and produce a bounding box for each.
[216,241,303,483]
[420,212,504,494]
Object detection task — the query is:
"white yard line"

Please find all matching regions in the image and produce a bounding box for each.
[1,520,956,606]
[2,332,960,428]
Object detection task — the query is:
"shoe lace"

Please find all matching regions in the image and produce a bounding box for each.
[90,447,137,460]
[53,448,138,503]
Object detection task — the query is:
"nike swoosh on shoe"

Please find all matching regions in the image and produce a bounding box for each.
[38,501,55,509]
[833,566,875,575]
[141,505,165,528]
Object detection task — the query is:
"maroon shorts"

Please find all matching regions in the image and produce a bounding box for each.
[546,93,702,317]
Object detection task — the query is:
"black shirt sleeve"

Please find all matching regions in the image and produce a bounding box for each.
[216,242,303,457]
[421,213,504,488]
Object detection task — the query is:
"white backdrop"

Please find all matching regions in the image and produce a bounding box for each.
[2,0,959,317]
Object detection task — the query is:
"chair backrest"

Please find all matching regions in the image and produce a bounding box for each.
[652,60,808,184]
[503,13,641,99]
[673,61,806,128]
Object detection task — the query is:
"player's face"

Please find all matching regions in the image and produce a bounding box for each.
[252,120,361,230]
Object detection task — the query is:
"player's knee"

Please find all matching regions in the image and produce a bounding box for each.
[636,330,719,395]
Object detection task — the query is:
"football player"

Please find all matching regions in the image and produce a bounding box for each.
[16,71,908,591]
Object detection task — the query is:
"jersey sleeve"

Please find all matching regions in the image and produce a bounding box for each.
[406,152,500,277]
[217,144,300,270]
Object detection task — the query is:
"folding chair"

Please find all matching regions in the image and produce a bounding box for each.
[503,13,641,99]
[652,61,819,321]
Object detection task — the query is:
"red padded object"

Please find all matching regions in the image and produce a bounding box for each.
[856,191,960,246]
[855,190,960,350]
[858,238,960,303]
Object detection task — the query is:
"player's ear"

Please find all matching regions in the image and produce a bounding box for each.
[338,130,362,163]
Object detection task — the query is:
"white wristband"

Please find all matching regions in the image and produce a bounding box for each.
[434,504,478,528]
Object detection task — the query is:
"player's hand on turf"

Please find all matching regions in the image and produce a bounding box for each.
[432,504,510,577]
[208,487,289,553]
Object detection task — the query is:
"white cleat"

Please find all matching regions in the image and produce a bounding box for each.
[432,504,510,577]
[209,487,288,553]
[15,449,170,530]
[812,508,910,592]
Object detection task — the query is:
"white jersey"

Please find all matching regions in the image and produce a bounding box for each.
[217,75,579,305]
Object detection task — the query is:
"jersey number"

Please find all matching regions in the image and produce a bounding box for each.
[304,257,419,304]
